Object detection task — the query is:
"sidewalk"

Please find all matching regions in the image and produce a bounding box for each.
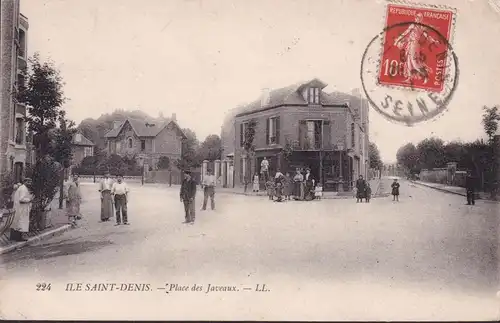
[0,194,73,254]
[217,179,388,199]
[411,180,499,202]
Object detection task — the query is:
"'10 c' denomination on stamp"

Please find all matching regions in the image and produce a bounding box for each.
[360,1,459,126]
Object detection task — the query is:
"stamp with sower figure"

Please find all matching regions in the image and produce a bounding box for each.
[361,1,459,126]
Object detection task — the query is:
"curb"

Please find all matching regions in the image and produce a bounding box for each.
[218,191,390,199]
[410,180,466,197]
[410,180,500,203]
[0,224,72,255]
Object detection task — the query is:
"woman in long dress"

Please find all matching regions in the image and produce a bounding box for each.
[10,178,32,241]
[293,168,304,200]
[99,172,114,222]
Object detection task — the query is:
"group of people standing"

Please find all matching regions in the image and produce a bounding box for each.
[97,172,130,226]
[253,167,322,202]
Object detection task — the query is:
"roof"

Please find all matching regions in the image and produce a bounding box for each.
[72,133,94,146]
[234,79,356,117]
[104,118,186,139]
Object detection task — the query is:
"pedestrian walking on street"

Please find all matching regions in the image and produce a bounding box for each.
[112,175,130,225]
[391,178,400,201]
[465,170,476,205]
[99,172,114,222]
[356,175,367,203]
[66,174,82,228]
[10,178,32,241]
[180,170,197,224]
[252,173,260,192]
[201,169,216,211]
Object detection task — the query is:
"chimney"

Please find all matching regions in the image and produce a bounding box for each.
[171,113,177,122]
[261,88,271,108]
[113,121,121,129]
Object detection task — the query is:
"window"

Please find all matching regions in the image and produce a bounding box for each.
[141,140,146,151]
[75,133,82,143]
[84,147,93,157]
[308,87,320,104]
[351,123,355,149]
[128,137,133,148]
[15,118,23,144]
[266,116,280,145]
[240,122,248,147]
[299,120,323,150]
[116,141,121,152]
[18,29,26,57]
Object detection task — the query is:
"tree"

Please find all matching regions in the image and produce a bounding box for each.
[157,156,171,170]
[18,53,66,157]
[242,119,257,188]
[481,106,500,144]
[368,142,383,169]
[175,128,200,170]
[396,143,419,173]
[416,137,446,170]
[197,134,222,162]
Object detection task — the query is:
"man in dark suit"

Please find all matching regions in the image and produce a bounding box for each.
[465,171,476,205]
[180,170,197,224]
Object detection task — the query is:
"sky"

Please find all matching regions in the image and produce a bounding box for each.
[21,0,500,162]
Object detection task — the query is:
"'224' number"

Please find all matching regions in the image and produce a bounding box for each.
[383,59,405,77]
[36,283,51,291]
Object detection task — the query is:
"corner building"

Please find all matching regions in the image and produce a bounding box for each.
[221,79,370,192]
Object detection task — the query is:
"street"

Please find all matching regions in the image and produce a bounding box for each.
[0,178,498,321]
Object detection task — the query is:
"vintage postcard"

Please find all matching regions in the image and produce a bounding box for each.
[0,0,499,321]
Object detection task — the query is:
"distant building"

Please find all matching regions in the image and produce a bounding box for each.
[71,133,95,166]
[103,114,186,170]
[221,78,370,191]
[0,0,29,185]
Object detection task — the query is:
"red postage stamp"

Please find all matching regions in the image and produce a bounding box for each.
[378,2,456,92]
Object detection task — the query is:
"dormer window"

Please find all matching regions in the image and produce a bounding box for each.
[308,88,320,104]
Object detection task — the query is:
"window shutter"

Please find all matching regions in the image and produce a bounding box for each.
[275,116,280,144]
[240,123,244,147]
[266,118,270,145]
[322,120,331,149]
[298,120,306,150]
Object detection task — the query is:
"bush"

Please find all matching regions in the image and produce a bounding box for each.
[29,156,61,215]
[1,172,17,209]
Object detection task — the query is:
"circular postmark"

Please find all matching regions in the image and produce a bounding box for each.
[360,17,459,126]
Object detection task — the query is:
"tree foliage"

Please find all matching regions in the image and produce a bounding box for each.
[53,110,77,167]
[157,156,171,170]
[368,142,383,169]
[175,128,200,170]
[482,105,500,143]
[396,143,420,173]
[197,134,222,162]
[18,53,66,157]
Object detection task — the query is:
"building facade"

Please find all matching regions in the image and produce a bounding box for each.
[104,115,186,170]
[221,79,370,191]
[1,0,29,189]
[71,133,95,166]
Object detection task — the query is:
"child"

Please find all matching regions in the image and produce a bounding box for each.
[365,183,372,203]
[266,179,275,201]
[252,173,260,192]
[274,181,284,202]
[314,183,323,200]
[391,178,400,201]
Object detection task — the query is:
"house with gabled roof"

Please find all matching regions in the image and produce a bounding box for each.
[103,114,186,170]
[71,132,95,166]
[221,78,370,191]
